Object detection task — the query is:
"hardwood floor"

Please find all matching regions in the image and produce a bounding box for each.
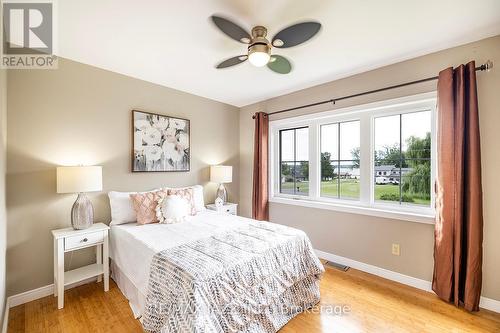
[8,263,500,332]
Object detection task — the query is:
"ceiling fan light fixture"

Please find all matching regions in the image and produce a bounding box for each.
[212,14,321,74]
[248,42,271,67]
[248,51,270,67]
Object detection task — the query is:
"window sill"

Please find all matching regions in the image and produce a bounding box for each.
[269,196,435,224]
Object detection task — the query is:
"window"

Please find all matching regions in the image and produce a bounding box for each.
[279,127,309,195]
[270,93,437,223]
[374,111,432,206]
[320,121,360,200]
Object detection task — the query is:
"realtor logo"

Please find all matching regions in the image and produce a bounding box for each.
[2,0,57,69]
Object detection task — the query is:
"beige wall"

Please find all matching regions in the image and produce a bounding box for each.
[6,58,240,295]
[0,68,7,327]
[240,35,500,301]
[5,35,500,302]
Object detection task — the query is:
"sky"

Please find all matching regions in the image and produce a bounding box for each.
[281,110,431,162]
[375,110,431,151]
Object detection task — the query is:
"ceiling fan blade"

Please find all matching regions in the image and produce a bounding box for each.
[211,15,251,43]
[272,22,321,48]
[267,55,292,74]
[216,55,248,69]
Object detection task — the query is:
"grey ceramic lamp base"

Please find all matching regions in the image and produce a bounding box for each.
[216,183,228,204]
[71,193,94,230]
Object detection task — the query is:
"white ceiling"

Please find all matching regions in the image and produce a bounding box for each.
[58,0,500,107]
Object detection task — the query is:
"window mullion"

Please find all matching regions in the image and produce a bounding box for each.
[399,114,403,204]
[337,123,341,199]
[430,105,437,209]
[293,129,297,195]
[359,114,372,204]
[308,123,319,199]
[278,130,282,196]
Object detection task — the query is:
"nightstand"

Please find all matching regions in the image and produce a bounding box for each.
[52,223,110,309]
[206,202,238,215]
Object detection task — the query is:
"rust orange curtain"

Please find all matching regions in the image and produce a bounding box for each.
[252,112,269,220]
[433,61,483,312]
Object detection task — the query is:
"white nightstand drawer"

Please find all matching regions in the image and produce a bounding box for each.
[65,231,104,251]
[221,206,237,215]
[206,203,238,215]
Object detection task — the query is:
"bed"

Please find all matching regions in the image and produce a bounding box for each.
[109,209,324,333]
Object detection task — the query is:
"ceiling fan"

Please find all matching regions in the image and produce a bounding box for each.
[211,15,321,74]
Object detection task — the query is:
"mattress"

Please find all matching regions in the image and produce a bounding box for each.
[109,210,256,316]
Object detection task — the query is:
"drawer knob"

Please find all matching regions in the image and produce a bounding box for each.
[82,238,88,242]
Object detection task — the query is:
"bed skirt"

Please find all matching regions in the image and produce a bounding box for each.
[111,260,146,319]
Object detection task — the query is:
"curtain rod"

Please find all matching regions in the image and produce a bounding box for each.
[252,60,493,119]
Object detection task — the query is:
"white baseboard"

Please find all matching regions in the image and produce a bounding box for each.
[8,284,54,308]
[7,277,97,308]
[315,250,433,291]
[479,297,500,313]
[315,249,500,314]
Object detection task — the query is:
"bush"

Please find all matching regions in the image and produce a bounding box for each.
[402,194,415,202]
[379,193,414,203]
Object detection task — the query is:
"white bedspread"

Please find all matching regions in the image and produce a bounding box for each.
[110,210,256,304]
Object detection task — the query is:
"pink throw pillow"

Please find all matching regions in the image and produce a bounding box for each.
[130,189,168,225]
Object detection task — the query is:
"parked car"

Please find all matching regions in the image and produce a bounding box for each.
[375,176,390,184]
[389,177,400,185]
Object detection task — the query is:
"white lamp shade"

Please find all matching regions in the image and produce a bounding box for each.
[57,166,103,193]
[210,165,232,183]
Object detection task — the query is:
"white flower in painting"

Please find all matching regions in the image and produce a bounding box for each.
[134,131,145,150]
[143,127,161,145]
[177,132,189,149]
[153,116,169,130]
[162,141,183,162]
[170,118,186,130]
[134,119,151,131]
[144,145,162,161]
[164,127,177,143]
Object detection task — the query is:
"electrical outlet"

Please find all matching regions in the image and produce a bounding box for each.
[392,243,401,256]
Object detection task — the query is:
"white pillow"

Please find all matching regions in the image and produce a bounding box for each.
[156,195,189,224]
[108,189,159,225]
[164,185,205,212]
[108,185,204,225]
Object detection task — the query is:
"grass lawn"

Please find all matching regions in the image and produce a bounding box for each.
[281,179,430,205]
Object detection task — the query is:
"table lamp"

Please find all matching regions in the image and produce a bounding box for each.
[210,165,232,204]
[57,166,102,230]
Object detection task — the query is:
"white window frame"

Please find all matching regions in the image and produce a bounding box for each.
[269,92,437,224]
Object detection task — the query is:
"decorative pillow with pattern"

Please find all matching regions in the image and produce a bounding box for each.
[155,195,190,224]
[167,188,196,215]
[130,189,168,225]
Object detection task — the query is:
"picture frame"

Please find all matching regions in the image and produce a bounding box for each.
[132,110,190,172]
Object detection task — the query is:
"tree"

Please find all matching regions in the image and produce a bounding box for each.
[402,163,430,199]
[281,163,292,182]
[321,152,335,180]
[402,133,431,199]
[300,161,309,180]
[376,144,407,168]
[281,163,291,176]
[351,147,360,168]
[405,133,431,165]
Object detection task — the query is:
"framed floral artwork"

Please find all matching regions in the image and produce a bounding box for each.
[132,110,190,172]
